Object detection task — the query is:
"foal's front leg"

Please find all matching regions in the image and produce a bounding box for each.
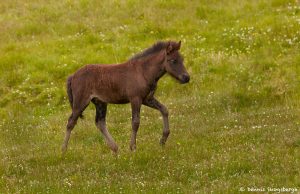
[143,97,169,145]
[130,98,142,151]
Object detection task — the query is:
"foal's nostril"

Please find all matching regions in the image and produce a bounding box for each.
[181,74,190,83]
[184,75,190,83]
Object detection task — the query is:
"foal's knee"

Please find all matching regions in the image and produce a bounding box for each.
[163,130,170,137]
[95,119,105,131]
[161,107,169,117]
[132,117,140,129]
[133,118,140,126]
[67,120,75,131]
[67,116,76,130]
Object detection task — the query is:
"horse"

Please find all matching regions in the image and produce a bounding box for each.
[62,40,190,154]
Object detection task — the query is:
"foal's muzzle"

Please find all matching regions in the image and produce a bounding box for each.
[180,74,190,84]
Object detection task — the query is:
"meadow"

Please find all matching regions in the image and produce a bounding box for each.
[0,0,299,193]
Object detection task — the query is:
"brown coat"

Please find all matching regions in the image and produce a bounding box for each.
[62,41,190,154]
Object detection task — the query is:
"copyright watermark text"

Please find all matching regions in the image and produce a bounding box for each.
[239,186,298,193]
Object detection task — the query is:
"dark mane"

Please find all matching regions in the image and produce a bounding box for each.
[129,41,167,61]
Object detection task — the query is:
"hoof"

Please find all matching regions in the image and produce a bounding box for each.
[160,138,166,146]
[130,144,136,151]
[61,145,67,156]
[111,145,119,153]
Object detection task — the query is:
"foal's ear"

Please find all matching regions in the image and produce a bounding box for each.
[166,42,173,54]
[174,41,181,50]
[177,40,181,50]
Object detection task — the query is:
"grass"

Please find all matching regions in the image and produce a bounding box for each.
[0,0,300,193]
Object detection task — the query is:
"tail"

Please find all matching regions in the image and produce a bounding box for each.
[66,75,73,109]
[66,75,84,119]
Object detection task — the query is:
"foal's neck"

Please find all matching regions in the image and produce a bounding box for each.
[140,51,166,84]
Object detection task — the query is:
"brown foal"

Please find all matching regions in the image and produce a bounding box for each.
[62,40,190,154]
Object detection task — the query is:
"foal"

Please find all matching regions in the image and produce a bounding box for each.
[62,41,190,153]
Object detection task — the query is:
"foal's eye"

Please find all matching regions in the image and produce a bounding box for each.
[170,59,177,64]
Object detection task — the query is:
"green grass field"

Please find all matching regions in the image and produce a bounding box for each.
[0,0,300,193]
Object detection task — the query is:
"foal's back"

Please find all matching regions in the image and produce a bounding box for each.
[71,62,143,104]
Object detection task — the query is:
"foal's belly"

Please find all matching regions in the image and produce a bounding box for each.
[90,93,130,104]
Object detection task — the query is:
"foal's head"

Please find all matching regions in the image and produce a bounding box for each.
[164,41,190,84]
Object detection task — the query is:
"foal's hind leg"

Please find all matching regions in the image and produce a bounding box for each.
[93,99,118,153]
[62,111,82,154]
[143,97,169,145]
[62,98,90,154]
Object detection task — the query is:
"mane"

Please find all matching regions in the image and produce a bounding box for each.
[129,41,167,61]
